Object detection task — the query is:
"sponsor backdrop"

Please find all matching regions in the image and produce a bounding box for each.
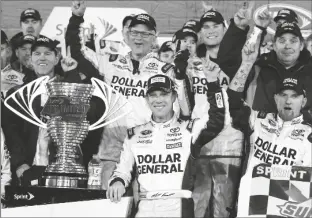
[247,164,312,217]
[2,1,311,39]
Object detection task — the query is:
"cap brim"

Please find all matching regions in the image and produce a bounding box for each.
[147,86,172,94]
[180,31,198,41]
[31,42,56,51]
[200,17,223,26]
[275,29,302,39]
[129,20,155,31]
[21,15,41,21]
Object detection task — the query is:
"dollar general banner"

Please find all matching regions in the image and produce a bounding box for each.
[242,163,312,218]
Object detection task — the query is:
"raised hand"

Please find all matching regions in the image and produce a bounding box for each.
[242,39,259,65]
[61,46,78,72]
[174,49,190,79]
[71,0,86,17]
[234,1,255,30]
[203,53,221,82]
[255,4,272,29]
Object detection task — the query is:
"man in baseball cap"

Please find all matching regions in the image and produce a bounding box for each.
[129,14,157,32]
[183,19,201,33]
[146,74,175,94]
[274,8,299,26]
[15,35,36,70]
[200,10,225,27]
[276,77,306,97]
[274,22,303,40]
[10,8,43,63]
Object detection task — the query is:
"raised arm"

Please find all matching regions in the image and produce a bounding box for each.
[66,1,103,80]
[191,81,227,158]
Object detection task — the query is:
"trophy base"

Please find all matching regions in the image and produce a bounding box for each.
[42,174,88,188]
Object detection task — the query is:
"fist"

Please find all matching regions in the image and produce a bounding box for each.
[255,8,272,29]
[234,1,255,30]
[71,1,86,17]
[61,57,78,72]
[174,49,190,79]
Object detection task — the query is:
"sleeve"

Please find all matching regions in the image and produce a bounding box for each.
[1,128,11,195]
[227,88,257,133]
[175,77,194,119]
[190,81,227,158]
[65,14,103,80]
[108,137,135,188]
[1,101,27,170]
[62,69,83,83]
[217,18,249,80]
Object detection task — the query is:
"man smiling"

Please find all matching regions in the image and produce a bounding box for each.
[107,74,226,217]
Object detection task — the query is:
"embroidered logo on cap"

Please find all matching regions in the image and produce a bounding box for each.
[151,77,166,84]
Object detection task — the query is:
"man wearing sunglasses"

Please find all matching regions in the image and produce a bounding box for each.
[66,1,191,190]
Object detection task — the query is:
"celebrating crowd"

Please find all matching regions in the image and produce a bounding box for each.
[1,0,312,217]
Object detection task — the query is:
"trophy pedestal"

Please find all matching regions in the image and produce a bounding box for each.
[43,161,88,188]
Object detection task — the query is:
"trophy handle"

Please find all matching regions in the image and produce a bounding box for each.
[89,78,131,131]
[4,76,49,129]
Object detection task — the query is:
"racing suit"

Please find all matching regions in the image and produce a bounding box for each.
[1,128,11,197]
[227,90,312,217]
[108,83,227,217]
[1,65,24,99]
[66,14,192,189]
[187,56,243,217]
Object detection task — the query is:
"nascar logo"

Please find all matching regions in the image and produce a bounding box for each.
[253,3,312,38]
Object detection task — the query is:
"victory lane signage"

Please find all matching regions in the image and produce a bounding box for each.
[41,96,90,122]
[248,163,312,217]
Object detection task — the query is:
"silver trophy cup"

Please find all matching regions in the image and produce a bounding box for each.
[41,82,94,188]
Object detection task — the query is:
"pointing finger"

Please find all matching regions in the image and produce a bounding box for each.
[67,46,71,58]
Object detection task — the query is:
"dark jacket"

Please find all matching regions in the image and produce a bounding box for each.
[246,49,312,113]
[197,18,249,81]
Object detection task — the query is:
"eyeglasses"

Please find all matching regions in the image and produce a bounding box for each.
[129,30,155,38]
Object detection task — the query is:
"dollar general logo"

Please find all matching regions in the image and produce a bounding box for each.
[253,3,312,38]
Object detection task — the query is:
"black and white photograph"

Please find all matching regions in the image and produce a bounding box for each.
[1,0,312,217]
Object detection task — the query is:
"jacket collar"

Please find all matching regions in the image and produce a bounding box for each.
[150,113,177,129]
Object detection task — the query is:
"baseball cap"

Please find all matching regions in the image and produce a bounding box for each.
[129,14,157,31]
[200,10,224,26]
[172,29,183,43]
[274,8,299,24]
[147,74,175,94]
[277,77,305,96]
[159,41,173,53]
[31,36,59,52]
[183,20,201,33]
[179,27,198,42]
[122,14,135,27]
[20,8,42,22]
[275,22,303,39]
[16,34,36,47]
[1,30,9,45]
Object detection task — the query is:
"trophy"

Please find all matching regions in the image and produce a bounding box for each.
[4,76,131,188]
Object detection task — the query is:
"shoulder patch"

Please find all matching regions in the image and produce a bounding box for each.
[161,63,174,73]
[109,54,118,62]
[308,133,312,143]
[127,127,135,139]
[187,118,199,132]
[257,111,267,119]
